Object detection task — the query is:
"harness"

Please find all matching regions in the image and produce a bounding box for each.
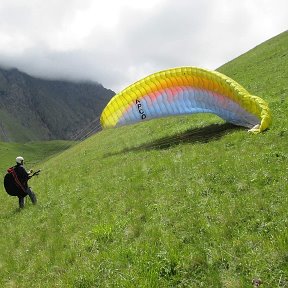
[7,167,26,193]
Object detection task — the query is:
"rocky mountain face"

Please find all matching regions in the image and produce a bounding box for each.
[0,67,115,142]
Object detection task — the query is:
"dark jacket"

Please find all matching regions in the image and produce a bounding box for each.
[14,164,30,189]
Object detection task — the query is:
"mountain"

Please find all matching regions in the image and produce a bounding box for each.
[0,67,115,142]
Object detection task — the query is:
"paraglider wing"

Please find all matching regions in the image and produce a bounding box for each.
[100,67,271,133]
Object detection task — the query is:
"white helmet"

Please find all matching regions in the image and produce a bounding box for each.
[16,156,24,164]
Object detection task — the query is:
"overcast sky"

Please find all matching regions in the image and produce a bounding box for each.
[0,0,287,92]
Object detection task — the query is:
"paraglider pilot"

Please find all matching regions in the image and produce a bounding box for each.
[4,156,38,209]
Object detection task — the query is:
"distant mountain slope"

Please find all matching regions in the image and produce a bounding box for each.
[0,68,115,142]
[217,30,287,101]
[217,30,287,132]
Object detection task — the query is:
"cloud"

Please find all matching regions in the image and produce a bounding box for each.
[0,0,287,92]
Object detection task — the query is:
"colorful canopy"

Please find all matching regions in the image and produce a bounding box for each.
[101,67,271,133]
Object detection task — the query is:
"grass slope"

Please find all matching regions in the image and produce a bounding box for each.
[0,32,287,287]
[0,140,75,174]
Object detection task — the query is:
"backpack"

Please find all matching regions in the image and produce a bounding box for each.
[3,167,26,197]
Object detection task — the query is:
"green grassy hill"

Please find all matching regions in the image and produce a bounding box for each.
[0,31,287,287]
[0,141,76,174]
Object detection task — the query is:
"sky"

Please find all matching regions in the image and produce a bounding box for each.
[0,0,287,92]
